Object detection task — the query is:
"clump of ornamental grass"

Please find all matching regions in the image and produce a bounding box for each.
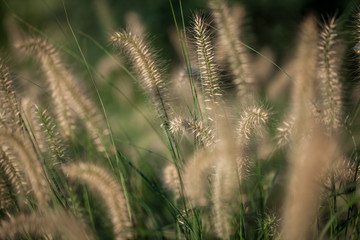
[2,0,360,239]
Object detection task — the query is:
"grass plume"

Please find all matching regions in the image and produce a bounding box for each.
[0,132,50,209]
[318,17,342,131]
[170,117,214,147]
[62,162,132,240]
[16,36,112,155]
[0,59,22,132]
[110,30,171,126]
[193,14,222,107]
[209,0,254,101]
[0,210,93,240]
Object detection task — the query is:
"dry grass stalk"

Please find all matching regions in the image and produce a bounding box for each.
[15,36,111,155]
[209,0,254,101]
[110,30,171,126]
[62,162,132,240]
[0,132,50,209]
[0,210,93,240]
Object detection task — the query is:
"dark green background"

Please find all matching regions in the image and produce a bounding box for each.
[0,0,357,65]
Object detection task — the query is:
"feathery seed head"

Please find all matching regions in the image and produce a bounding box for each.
[318,17,342,131]
[193,14,222,106]
[35,106,68,165]
[17,35,112,155]
[209,0,254,101]
[238,106,269,141]
[163,163,181,200]
[0,60,22,132]
[16,36,76,139]
[0,146,29,210]
[0,132,50,209]
[63,162,132,240]
[170,117,214,147]
[291,14,318,131]
[0,210,93,240]
[281,126,340,239]
[276,117,295,147]
[110,30,171,124]
[183,149,214,206]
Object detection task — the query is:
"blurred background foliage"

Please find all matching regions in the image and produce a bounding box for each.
[0,0,356,64]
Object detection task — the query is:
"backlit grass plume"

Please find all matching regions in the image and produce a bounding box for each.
[281,125,340,239]
[110,30,171,126]
[0,210,93,240]
[183,149,214,206]
[0,132,50,209]
[0,60,22,132]
[212,117,240,239]
[318,17,342,131]
[163,163,181,200]
[62,162,132,240]
[15,37,75,138]
[209,0,254,101]
[193,14,222,107]
[276,117,295,147]
[237,106,269,142]
[15,36,112,155]
[35,106,68,165]
[170,117,214,147]
[236,106,269,183]
[0,147,27,210]
[291,15,318,136]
